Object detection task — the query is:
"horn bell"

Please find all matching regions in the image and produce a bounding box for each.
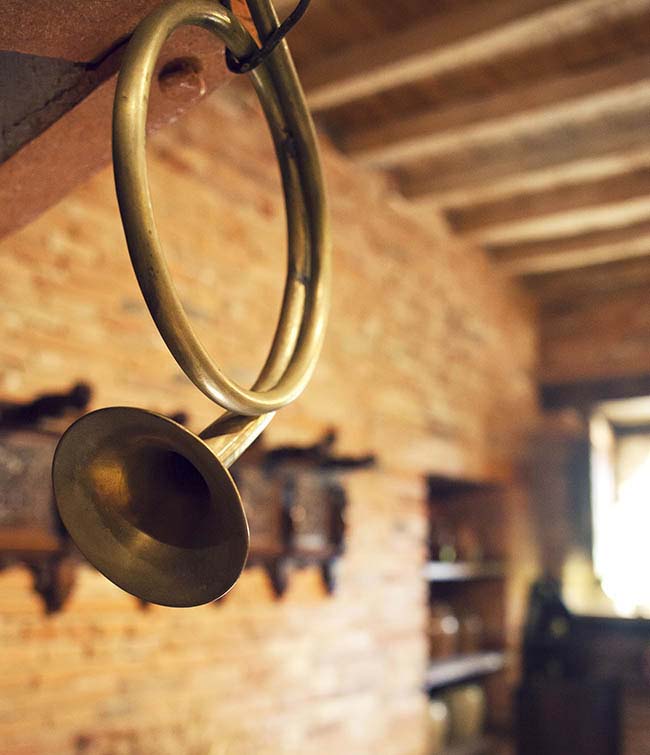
[52,407,249,607]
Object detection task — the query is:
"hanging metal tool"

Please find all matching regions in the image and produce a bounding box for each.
[52,0,330,607]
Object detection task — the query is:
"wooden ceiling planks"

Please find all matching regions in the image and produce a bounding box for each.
[395,80,650,198]
[287,0,650,298]
[525,256,650,307]
[466,195,650,248]
[445,156,650,234]
[301,0,650,130]
[299,0,566,111]
[1,0,650,300]
[340,52,650,168]
[489,220,650,275]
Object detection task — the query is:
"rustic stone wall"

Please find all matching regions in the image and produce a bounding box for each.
[0,84,537,755]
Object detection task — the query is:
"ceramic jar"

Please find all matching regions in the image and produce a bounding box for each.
[426,698,450,754]
[458,612,483,654]
[444,683,486,743]
[427,602,460,659]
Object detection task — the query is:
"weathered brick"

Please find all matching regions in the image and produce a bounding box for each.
[0,86,537,754]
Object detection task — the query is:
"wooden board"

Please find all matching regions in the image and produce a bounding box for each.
[0,0,266,241]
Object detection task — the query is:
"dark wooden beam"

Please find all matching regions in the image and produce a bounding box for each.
[0,0,293,60]
[542,374,650,410]
[0,28,229,242]
[0,0,160,61]
[612,421,650,436]
[0,0,269,241]
[0,51,118,164]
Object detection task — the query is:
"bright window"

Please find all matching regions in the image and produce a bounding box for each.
[591,400,650,617]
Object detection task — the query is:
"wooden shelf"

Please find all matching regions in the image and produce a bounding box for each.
[423,561,505,582]
[425,652,506,692]
[425,477,512,743]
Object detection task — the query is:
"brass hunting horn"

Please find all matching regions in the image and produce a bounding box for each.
[52,0,330,607]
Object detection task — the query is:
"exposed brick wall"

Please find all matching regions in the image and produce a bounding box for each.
[0,85,537,755]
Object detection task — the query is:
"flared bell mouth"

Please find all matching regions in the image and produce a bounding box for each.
[52,407,249,607]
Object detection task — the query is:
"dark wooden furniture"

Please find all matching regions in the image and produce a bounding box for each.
[516,678,621,755]
[516,586,628,754]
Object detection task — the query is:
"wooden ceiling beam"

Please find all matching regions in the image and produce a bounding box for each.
[422,147,650,210]
[524,257,650,306]
[499,235,650,275]
[397,81,650,198]
[0,0,293,60]
[491,221,650,275]
[0,1,270,242]
[541,374,650,411]
[343,52,650,167]
[300,0,562,111]
[445,157,650,234]
[466,195,650,247]
[301,0,650,112]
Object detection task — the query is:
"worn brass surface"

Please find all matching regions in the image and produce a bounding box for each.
[53,0,330,607]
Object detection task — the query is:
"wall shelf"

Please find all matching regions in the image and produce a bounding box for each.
[425,651,506,693]
[423,561,505,582]
[425,475,512,748]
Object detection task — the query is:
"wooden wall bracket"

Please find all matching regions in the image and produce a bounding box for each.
[0,400,374,610]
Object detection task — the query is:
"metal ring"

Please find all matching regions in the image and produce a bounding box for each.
[113,0,330,417]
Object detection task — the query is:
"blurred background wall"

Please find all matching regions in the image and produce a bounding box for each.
[0,85,538,754]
